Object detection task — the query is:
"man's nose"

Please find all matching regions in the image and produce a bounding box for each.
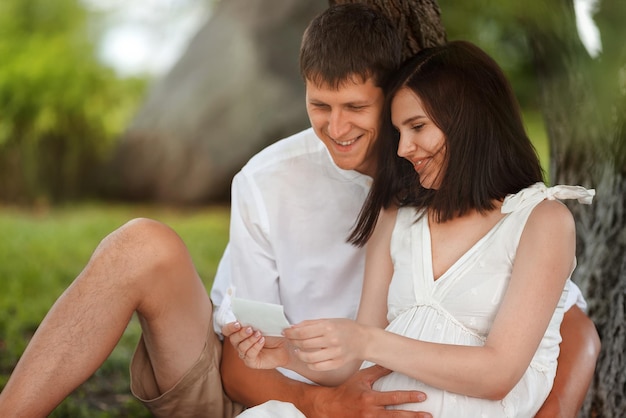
[328,109,350,139]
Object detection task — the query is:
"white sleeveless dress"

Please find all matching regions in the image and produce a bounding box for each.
[238,183,594,418]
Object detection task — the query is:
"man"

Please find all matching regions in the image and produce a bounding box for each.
[0,3,599,418]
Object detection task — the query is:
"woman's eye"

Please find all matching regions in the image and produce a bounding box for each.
[412,124,424,131]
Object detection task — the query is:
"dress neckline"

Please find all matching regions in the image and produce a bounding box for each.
[423,212,509,282]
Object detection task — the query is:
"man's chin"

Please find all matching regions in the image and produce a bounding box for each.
[335,160,366,173]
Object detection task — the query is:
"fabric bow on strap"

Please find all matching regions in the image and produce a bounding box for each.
[502,182,595,214]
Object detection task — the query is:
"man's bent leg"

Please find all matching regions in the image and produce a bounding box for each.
[0,218,216,417]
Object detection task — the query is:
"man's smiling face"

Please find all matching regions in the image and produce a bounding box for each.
[305,76,384,177]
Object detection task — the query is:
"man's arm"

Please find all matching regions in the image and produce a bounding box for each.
[220,330,430,418]
[535,305,600,418]
[221,339,317,410]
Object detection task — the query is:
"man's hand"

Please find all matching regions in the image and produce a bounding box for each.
[301,365,431,418]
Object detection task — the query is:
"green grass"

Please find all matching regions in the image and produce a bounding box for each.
[0,203,230,417]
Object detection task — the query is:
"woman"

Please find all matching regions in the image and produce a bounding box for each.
[235,41,594,417]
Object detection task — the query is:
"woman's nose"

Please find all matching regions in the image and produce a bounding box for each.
[396,134,414,158]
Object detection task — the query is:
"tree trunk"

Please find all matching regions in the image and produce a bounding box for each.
[330,0,447,58]
[525,1,626,416]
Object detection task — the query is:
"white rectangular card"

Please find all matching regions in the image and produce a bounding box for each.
[231,297,291,337]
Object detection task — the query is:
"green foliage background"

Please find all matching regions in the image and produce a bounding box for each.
[0,0,146,204]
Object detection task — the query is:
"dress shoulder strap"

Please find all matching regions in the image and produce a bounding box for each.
[501,182,595,214]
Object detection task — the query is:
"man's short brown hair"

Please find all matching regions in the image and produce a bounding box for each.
[299,3,403,89]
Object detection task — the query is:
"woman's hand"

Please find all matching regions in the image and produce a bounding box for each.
[222,322,292,369]
[284,318,367,371]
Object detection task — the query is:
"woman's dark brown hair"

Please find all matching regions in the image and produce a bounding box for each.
[350,40,544,246]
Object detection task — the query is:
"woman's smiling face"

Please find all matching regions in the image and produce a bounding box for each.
[392,87,447,190]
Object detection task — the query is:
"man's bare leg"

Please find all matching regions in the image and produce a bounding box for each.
[0,218,213,418]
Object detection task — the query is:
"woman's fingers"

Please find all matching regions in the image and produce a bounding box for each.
[228,324,263,358]
[221,321,241,338]
[242,334,266,364]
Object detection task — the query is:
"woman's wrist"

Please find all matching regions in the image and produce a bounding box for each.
[358,323,378,361]
[285,340,302,370]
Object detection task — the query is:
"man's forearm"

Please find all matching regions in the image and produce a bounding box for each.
[221,338,320,410]
[536,305,600,417]
[222,339,432,418]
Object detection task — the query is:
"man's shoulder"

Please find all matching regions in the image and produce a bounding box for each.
[242,127,322,173]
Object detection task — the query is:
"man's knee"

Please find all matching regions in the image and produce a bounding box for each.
[87,218,194,289]
[115,217,186,257]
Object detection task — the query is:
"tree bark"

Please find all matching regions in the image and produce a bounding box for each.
[330,0,447,58]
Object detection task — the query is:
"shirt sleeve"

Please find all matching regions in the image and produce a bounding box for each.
[563,279,588,312]
[210,243,236,335]
[211,169,281,334]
